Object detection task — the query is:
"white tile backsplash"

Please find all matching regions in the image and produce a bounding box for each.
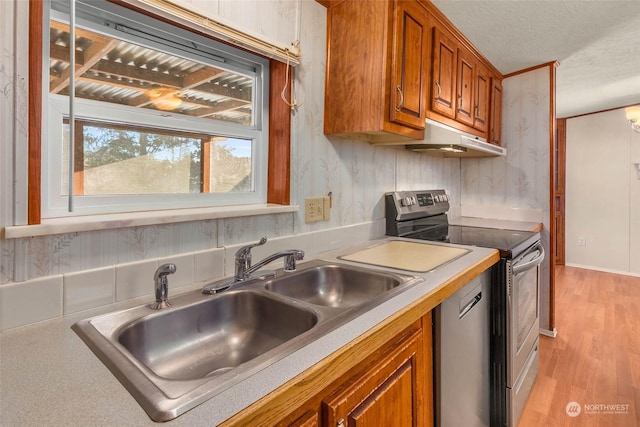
[63,267,115,314]
[115,259,159,301]
[1,275,63,330]
[194,248,226,283]
[0,221,392,330]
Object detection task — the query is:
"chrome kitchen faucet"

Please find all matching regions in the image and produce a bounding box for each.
[202,237,304,294]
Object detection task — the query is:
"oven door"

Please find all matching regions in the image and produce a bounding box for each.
[507,242,545,387]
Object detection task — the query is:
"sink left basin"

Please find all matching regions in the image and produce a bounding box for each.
[72,289,319,421]
[118,291,317,381]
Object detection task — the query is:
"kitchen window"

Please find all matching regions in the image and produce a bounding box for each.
[43,0,270,218]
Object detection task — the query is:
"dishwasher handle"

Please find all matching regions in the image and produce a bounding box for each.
[512,243,545,275]
[459,290,482,319]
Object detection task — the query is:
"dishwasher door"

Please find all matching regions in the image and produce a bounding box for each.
[434,269,491,427]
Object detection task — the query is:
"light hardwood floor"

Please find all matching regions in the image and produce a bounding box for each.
[518,266,640,427]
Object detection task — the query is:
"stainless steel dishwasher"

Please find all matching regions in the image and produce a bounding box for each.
[434,269,491,427]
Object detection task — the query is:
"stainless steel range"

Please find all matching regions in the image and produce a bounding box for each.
[385,190,545,427]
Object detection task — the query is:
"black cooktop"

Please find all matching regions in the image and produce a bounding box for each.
[403,224,539,258]
[385,190,541,258]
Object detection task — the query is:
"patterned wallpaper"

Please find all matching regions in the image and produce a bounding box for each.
[462,66,552,331]
[0,0,461,285]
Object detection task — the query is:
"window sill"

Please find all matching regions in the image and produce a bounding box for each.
[2,204,298,239]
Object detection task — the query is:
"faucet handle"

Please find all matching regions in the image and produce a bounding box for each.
[284,250,305,272]
[235,237,268,261]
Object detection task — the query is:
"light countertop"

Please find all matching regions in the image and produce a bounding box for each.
[0,237,498,426]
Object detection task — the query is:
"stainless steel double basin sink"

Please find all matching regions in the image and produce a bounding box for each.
[72,259,423,421]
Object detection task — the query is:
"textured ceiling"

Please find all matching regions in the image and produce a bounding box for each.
[431,0,640,118]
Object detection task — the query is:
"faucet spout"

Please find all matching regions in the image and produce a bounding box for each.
[241,249,305,280]
[202,238,304,295]
[152,263,176,309]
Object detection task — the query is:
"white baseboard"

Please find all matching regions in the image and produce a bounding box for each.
[540,328,557,338]
[564,263,640,278]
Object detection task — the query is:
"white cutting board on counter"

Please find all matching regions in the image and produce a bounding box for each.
[339,240,469,273]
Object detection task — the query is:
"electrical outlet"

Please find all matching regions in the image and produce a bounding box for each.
[305,197,324,223]
[578,237,587,246]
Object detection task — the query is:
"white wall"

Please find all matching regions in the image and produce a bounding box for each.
[565,108,640,274]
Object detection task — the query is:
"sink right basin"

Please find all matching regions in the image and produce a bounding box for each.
[264,263,403,308]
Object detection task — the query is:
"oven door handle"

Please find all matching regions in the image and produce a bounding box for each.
[512,244,545,275]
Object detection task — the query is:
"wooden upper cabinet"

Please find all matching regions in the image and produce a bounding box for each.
[473,61,490,133]
[323,0,502,145]
[489,76,502,145]
[431,25,457,119]
[324,0,429,143]
[428,14,503,140]
[389,0,430,130]
[455,48,475,126]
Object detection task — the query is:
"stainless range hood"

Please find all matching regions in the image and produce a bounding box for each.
[405,119,506,157]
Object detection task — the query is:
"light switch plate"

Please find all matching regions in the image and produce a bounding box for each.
[323,196,331,220]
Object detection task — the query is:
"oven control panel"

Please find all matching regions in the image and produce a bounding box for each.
[385,189,450,222]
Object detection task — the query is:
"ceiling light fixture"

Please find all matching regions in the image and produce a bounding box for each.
[625,105,640,133]
[146,87,183,111]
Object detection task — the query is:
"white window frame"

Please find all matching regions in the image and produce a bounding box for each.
[42,0,270,219]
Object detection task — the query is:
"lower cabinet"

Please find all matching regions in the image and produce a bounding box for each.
[280,312,433,427]
[290,411,319,427]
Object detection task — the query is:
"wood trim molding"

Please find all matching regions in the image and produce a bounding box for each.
[548,61,558,331]
[503,60,559,79]
[28,0,43,225]
[564,102,640,120]
[267,60,291,205]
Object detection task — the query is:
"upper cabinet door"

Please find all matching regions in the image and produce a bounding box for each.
[389,1,430,130]
[489,77,503,145]
[456,48,475,126]
[431,25,457,119]
[473,62,490,133]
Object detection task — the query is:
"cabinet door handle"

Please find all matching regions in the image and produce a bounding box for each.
[337,419,345,427]
[395,85,404,112]
[435,81,441,99]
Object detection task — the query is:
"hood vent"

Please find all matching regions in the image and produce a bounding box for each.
[405,119,506,157]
